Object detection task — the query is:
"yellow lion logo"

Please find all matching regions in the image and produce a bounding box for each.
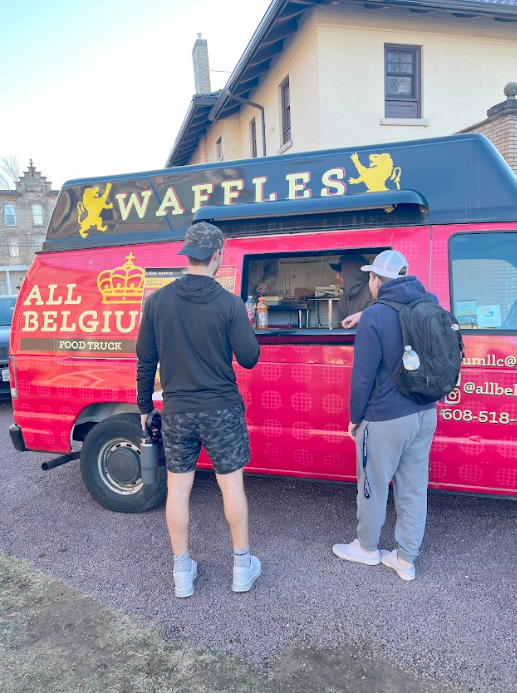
[348,153,401,193]
[77,183,113,238]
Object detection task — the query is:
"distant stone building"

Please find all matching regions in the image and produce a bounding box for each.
[0,161,58,295]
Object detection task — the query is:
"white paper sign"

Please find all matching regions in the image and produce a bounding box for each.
[456,300,477,324]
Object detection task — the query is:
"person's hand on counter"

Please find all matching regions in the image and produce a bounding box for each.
[342,311,363,329]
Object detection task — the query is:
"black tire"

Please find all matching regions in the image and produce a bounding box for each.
[80,413,166,513]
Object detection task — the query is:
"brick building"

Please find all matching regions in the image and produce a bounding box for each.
[166,0,517,167]
[0,161,58,295]
[461,82,517,175]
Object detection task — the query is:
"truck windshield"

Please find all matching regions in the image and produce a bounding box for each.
[0,297,16,326]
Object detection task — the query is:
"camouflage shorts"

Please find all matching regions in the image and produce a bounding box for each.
[161,405,250,475]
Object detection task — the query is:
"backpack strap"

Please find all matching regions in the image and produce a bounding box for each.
[375,351,417,399]
[377,296,434,310]
[375,298,403,311]
[374,359,397,397]
[373,298,405,397]
[374,363,381,398]
[407,297,433,308]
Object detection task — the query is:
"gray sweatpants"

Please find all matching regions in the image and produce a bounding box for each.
[355,408,437,563]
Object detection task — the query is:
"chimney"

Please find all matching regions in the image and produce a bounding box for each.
[461,82,517,175]
[192,33,211,95]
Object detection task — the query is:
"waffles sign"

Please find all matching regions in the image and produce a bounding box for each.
[20,255,144,336]
[73,152,403,238]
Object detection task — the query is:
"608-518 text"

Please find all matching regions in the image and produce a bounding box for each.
[440,408,515,424]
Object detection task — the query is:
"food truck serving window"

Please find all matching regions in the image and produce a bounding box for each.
[242,248,388,335]
[450,232,517,331]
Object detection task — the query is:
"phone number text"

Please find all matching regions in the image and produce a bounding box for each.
[439,409,515,424]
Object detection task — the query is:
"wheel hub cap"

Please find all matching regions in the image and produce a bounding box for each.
[98,439,144,494]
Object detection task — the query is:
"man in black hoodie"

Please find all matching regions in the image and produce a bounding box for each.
[136,222,261,598]
[332,250,437,582]
[329,254,374,325]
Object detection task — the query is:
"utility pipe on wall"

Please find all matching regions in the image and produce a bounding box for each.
[227,92,267,157]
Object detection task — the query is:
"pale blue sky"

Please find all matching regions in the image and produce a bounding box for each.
[0,0,271,188]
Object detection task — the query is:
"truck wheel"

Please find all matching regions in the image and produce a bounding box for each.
[80,413,166,513]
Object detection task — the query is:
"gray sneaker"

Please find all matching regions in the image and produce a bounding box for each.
[380,549,416,581]
[232,555,261,592]
[332,539,381,565]
[174,559,198,598]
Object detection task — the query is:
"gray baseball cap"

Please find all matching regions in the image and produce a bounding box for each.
[360,250,408,279]
[178,221,224,260]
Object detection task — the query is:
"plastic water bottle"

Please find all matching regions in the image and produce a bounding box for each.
[245,296,256,327]
[402,345,420,371]
[256,297,268,330]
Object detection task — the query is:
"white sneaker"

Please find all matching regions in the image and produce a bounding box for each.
[380,549,416,582]
[332,539,381,566]
[232,555,261,592]
[173,559,197,598]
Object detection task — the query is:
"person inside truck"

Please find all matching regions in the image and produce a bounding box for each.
[247,258,280,296]
[329,254,374,326]
[342,258,413,329]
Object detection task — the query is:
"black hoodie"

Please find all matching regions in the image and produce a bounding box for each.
[136,274,260,414]
[337,255,374,322]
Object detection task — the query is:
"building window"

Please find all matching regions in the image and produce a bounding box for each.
[216,137,224,161]
[281,77,291,145]
[8,237,20,258]
[3,204,16,227]
[385,45,421,118]
[34,234,45,251]
[250,118,257,158]
[32,204,43,225]
[450,232,517,330]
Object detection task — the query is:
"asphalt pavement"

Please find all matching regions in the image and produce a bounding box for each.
[0,400,516,692]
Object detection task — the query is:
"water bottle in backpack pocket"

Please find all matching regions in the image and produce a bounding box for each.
[402,345,420,371]
[376,297,465,404]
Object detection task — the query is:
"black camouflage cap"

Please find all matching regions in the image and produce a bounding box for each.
[329,253,367,273]
[178,221,224,260]
[329,255,348,273]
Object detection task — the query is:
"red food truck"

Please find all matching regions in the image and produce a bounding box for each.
[8,133,517,511]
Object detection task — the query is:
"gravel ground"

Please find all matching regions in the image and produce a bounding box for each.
[1,400,516,692]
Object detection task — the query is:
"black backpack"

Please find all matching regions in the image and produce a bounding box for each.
[376,297,464,405]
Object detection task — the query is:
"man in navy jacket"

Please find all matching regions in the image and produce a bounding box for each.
[332,250,437,581]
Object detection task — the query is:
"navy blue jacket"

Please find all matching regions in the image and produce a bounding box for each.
[350,276,436,424]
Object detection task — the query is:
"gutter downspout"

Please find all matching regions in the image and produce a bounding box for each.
[226,92,267,157]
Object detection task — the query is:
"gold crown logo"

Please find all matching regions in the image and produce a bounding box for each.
[97,253,145,304]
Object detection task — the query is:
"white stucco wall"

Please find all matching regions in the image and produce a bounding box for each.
[315,3,517,149]
[188,133,207,165]
[183,2,517,164]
